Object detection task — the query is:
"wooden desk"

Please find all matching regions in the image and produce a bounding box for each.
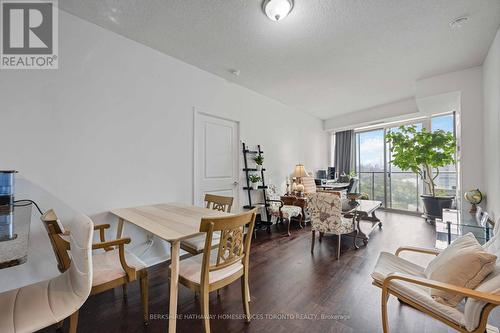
[110,202,231,333]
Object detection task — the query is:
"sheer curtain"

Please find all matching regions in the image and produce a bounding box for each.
[334,130,355,176]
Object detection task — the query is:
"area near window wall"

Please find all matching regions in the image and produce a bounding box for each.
[348,113,457,213]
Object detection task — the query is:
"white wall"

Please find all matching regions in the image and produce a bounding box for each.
[0,12,328,265]
[483,27,500,220]
[323,98,419,131]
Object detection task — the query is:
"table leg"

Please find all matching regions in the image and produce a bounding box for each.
[116,218,124,238]
[169,240,180,333]
[115,218,124,249]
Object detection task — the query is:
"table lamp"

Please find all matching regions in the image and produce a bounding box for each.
[293,164,307,195]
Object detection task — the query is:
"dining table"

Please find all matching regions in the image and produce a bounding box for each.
[110,202,231,333]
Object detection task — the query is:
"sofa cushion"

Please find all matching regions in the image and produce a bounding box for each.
[425,233,497,307]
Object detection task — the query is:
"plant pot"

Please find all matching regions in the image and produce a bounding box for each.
[256,165,262,171]
[420,195,454,221]
[251,183,258,190]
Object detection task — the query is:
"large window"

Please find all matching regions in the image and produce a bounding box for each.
[353,113,457,213]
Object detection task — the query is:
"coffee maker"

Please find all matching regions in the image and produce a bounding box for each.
[0,171,17,241]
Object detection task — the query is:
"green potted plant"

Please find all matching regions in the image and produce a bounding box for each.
[386,125,456,221]
[248,174,261,190]
[253,155,264,171]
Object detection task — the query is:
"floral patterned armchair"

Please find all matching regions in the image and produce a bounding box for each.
[307,192,357,259]
[265,185,303,236]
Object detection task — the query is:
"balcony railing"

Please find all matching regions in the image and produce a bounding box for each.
[356,171,457,212]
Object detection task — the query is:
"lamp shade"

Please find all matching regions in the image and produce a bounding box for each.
[293,164,308,178]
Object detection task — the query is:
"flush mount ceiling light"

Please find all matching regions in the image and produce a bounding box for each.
[262,0,294,22]
[449,16,469,29]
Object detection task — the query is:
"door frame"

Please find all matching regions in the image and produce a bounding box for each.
[193,108,241,209]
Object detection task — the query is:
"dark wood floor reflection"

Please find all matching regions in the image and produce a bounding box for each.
[39,211,500,333]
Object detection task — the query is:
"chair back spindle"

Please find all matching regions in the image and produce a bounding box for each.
[199,211,256,282]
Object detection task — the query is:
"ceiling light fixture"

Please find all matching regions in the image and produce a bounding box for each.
[229,69,241,76]
[262,0,294,22]
[449,16,469,29]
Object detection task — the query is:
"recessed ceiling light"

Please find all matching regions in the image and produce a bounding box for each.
[449,16,469,29]
[229,69,240,76]
[262,0,294,22]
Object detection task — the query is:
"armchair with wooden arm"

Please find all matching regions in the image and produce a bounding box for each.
[372,243,500,333]
[41,209,149,333]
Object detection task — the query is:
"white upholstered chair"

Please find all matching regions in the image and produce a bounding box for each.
[372,228,500,333]
[307,192,357,259]
[0,212,93,333]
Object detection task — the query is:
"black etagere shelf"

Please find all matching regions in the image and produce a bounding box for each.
[242,143,272,234]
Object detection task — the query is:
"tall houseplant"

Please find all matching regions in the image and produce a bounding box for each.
[386,125,456,220]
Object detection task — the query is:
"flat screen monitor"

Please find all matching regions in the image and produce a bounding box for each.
[316,170,327,180]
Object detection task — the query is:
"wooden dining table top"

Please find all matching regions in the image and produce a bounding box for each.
[110,202,232,241]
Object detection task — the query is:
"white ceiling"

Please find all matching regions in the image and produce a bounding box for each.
[60,0,500,119]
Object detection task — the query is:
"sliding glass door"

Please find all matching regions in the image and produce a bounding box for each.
[356,130,385,203]
[386,123,423,211]
[354,114,456,213]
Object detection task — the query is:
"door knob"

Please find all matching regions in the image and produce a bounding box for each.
[233,181,239,185]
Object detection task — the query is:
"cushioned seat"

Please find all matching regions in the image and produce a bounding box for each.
[269,204,302,219]
[172,249,243,285]
[180,233,221,253]
[372,252,466,327]
[92,249,147,287]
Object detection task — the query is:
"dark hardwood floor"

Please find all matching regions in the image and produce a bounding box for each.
[40,211,500,333]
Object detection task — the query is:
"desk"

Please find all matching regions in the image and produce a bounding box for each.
[110,202,231,333]
[344,200,382,246]
[318,182,350,190]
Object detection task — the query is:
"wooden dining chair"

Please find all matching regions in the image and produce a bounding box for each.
[171,209,256,333]
[180,194,234,255]
[41,209,149,332]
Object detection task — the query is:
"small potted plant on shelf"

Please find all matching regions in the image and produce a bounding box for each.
[248,174,261,190]
[386,125,456,222]
[253,155,264,171]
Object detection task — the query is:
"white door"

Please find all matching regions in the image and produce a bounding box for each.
[194,111,239,209]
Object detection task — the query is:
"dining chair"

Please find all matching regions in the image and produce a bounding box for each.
[307,192,357,259]
[41,209,149,332]
[171,209,256,333]
[0,212,93,333]
[180,194,234,255]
